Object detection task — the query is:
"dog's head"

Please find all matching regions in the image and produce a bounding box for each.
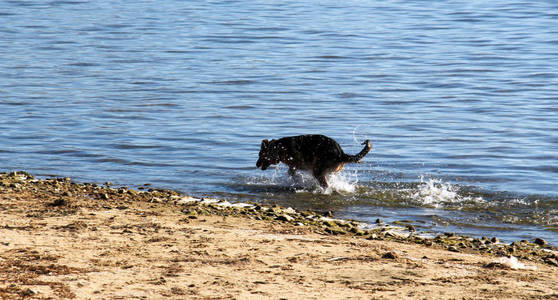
[256,139,279,170]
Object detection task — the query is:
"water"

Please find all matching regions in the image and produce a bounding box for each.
[1,0,557,245]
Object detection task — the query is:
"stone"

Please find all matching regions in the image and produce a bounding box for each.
[382,252,398,259]
[349,227,365,236]
[49,198,67,207]
[325,227,346,235]
[533,238,547,247]
[544,257,558,267]
[323,220,337,228]
[275,214,294,222]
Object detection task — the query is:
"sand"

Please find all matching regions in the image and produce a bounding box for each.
[1,172,557,299]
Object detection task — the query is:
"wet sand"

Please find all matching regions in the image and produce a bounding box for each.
[1,172,557,299]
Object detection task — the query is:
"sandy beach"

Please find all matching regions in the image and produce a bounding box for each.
[1,172,557,299]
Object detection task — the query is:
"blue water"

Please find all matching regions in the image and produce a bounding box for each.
[1,0,557,244]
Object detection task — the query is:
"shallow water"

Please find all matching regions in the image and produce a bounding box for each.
[1,0,557,244]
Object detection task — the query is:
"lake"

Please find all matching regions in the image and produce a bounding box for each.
[1,0,557,244]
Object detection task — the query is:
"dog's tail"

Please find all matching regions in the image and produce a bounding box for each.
[343,140,372,163]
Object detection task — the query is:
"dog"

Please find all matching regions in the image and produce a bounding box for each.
[256,134,372,188]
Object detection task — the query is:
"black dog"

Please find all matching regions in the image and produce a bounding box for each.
[256,134,372,188]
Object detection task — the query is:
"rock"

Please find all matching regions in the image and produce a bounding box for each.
[301,210,313,217]
[366,233,378,240]
[375,218,383,224]
[349,227,365,236]
[533,238,547,247]
[283,207,297,214]
[491,237,500,244]
[48,198,67,207]
[325,227,346,235]
[382,252,398,259]
[384,232,396,238]
[275,214,294,222]
[448,246,459,252]
[323,220,337,228]
[544,257,558,267]
[270,207,283,215]
[21,288,36,297]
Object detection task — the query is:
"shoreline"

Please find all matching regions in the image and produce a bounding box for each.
[1,171,557,299]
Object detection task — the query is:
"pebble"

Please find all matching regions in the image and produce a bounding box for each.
[275,214,294,222]
[349,227,365,236]
[49,198,67,207]
[544,257,558,267]
[325,227,346,235]
[382,252,398,259]
[323,220,337,228]
[21,288,36,296]
[533,238,547,247]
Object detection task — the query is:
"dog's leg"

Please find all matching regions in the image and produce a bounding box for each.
[313,167,329,188]
[317,175,328,188]
[288,166,305,185]
[288,166,296,177]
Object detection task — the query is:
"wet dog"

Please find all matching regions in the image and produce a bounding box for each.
[256,134,372,188]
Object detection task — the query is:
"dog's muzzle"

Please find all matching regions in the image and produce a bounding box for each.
[256,159,269,170]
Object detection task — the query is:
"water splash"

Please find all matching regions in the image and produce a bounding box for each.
[246,165,358,195]
[322,170,358,195]
[411,176,485,209]
[352,125,363,144]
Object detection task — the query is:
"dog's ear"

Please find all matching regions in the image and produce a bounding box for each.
[261,139,269,150]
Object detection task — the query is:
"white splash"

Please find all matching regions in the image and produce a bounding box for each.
[411,176,484,208]
[251,165,358,195]
[322,171,358,194]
